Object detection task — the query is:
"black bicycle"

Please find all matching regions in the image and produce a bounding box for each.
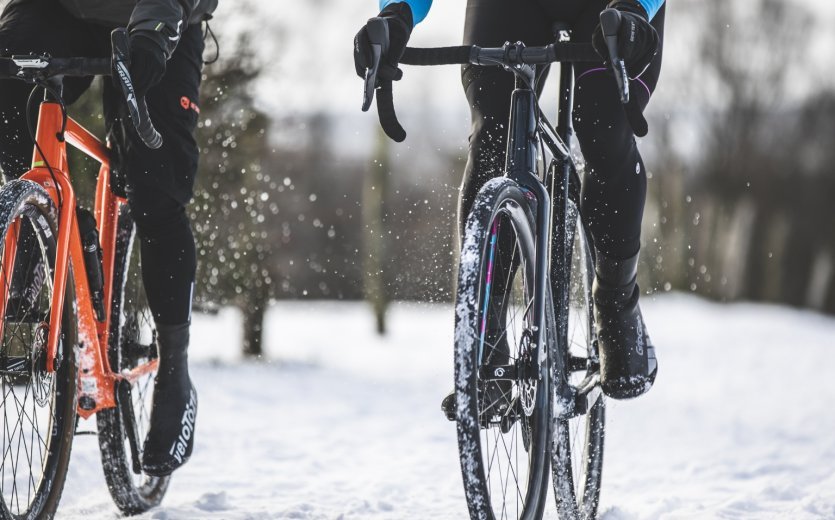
[361,9,634,520]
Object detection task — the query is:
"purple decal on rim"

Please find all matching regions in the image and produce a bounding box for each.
[478,218,500,361]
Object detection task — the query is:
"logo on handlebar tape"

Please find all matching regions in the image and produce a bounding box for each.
[114,61,139,112]
[180,96,200,114]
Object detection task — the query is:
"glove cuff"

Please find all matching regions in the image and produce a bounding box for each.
[379,2,414,29]
[607,0,649,21]
[129,28,169,60]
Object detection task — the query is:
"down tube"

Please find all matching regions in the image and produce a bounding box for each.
[506,86,552,362]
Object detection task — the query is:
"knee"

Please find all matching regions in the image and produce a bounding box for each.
[463,65,513,175]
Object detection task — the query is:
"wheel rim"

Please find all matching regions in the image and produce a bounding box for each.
[0,213,61,516]
[473,205,546,519]
[554,204,605,519]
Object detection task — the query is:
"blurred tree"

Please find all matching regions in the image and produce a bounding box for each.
[363,127,390,335]
[646,0,835,315]
[192,34,276,357]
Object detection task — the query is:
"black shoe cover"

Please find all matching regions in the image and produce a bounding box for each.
[593,251,658,399]
[441,391,456,421]
[142,323,197,476]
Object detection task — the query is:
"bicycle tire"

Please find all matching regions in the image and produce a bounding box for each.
[551,181,605,520]
[0,180,77,520]
[454,176,554,520]
[96,205,169,514]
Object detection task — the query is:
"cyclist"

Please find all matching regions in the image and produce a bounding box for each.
[355,0,662,400]
[0,0,216,475]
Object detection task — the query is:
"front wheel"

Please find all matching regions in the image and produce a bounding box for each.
[0,180,77,519]
[96,205,169,514]
[454,177,553,520]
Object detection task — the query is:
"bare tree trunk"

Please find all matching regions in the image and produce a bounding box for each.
[242,289,268,358]
[363,127,389,335]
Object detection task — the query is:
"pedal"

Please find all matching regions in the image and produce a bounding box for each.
[567,372,602,418]
[498,399,522,433]
[122,341,158,364]
[441,392,456,422]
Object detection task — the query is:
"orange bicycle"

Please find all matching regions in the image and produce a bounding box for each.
[0,29,170,517]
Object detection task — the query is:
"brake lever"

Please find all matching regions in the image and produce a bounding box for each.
[362,43,382,112]
[600,9,629,104]
[361,17,389,112]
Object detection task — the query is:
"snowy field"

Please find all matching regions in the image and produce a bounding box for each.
[57,294,835,519]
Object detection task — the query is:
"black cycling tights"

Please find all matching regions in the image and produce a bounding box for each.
[461,0,665,259]
[128,184,196,326]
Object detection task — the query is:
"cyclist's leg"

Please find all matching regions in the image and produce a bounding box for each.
[571,2,665,398]
[572,3,665,260]
[103,24,204,476]
[0,0,107,179]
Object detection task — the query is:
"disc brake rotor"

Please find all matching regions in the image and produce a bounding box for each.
[32,321,53,407]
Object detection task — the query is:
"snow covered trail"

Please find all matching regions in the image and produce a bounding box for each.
[57,295,835,519]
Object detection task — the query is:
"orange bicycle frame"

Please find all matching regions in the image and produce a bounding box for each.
[0,100,157,419]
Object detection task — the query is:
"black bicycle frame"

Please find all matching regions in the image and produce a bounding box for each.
[503,59,580,409]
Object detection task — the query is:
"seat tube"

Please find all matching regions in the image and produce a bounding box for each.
[556,62,574,144]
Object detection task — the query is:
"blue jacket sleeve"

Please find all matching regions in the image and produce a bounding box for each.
[379,0,432,25]
[636,0,664,20]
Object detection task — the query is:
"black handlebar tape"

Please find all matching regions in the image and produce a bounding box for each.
[111,28,163,150]
[401,46,473,66]
[401,43,600,67]
[376,80,406,142]
[47,58,111,77]
[548,43,601,63]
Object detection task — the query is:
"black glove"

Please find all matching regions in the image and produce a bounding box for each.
[592,0,659,79]
[354,2,413,83]
[129,34,166,98]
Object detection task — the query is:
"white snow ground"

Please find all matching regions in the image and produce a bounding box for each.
[57,294,835,519]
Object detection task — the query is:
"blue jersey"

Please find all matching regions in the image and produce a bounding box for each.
[380,0,664,25]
